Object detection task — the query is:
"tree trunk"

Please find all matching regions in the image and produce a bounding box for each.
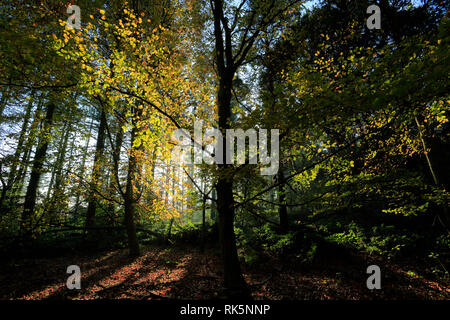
[210,0,249,297]
[7,97,34,185]
[107,121,124,218]
[124,121,140,258]
[166,218,174,242]
[12,145,32,200]
[217,178,248,296]
[0,87,10,122]
[73,115,95,216]
[45,121,69,202]
[201,194,207,252]
[210,188,217,221]
[0,96,34,211]
[216,72,248,296]
[278,168,288,233]
[21,102,56,237]
[85,108,107,230]
[47,122,72,215]
[7,95,44,207]
[0,181,7,219]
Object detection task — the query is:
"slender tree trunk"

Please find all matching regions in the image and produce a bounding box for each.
[6,97,34,184]
[278,168,288,233]
[13,147,32,198]
[0,87,10,121]
[10,100,45,205]
[415,116,440,185]
[73,116,95,215]
[85,109,107,229]
[210,188,217,221]
[21,102,56,237]
[45,121,69,201]
[0,97,34,211]
[201,194,207,252]
[124,117,140,258]
[47,122,72,215]
[107,122,124,218]
[0,180,7,219]
[166,218,174,242]
[62,128,77,222]
[0,164,7,223]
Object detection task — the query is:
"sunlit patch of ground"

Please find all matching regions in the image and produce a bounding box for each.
[0,245,448,300]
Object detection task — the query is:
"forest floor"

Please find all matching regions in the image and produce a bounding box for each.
[0,244,449,300]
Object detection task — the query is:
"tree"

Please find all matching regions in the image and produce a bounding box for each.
[208,0,305,296]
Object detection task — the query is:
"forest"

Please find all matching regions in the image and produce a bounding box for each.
[0,0,449,302]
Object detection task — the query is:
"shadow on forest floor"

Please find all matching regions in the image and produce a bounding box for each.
[0,244,448,300]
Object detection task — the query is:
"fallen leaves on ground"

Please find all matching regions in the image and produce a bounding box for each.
[0,245,448,300]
